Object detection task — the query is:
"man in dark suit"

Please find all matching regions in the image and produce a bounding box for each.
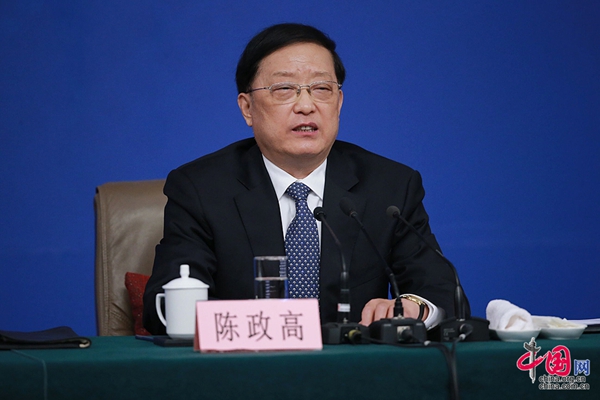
[143,23,458,335]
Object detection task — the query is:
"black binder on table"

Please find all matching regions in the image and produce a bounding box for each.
[0,326,91,350]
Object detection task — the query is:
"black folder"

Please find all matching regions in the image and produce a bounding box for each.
[0,326,91,350]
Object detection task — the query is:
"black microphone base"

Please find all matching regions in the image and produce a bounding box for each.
[428,317,490,342]
[321,322,369,344]
[368,317,427,344]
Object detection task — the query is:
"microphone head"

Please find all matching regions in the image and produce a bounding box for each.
[313,207,326,221]
[339,197,356,217]
[386,205,400,219]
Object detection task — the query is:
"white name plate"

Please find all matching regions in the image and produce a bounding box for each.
[193,298,322,353]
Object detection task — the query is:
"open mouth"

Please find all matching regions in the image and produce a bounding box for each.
[292,124,318,132]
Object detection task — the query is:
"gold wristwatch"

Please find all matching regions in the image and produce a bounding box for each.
[399,294,427,320]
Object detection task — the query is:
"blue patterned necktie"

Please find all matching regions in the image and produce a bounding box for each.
[285,182,320,298]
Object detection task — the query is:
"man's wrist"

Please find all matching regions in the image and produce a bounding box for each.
[399,294,427,320]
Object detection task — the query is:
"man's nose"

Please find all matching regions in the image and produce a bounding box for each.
[293,88,316,113]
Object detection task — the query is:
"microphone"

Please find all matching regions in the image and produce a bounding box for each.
[313,207,350,324]
[386,205,489,342]
[314,207,368,344]
[339,198,426,344]
[339,199,401,300]
[386,206,466,319]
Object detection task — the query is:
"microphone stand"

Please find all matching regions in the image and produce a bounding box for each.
[386,206,489,342]
[340,198,427,344]
[315,207,368,344]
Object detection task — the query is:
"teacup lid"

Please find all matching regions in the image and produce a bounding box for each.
[162,264,209,290]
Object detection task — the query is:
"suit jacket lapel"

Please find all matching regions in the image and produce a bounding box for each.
[320,144,366,292]
[234,143,286,257]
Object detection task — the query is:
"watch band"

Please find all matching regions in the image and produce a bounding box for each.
[399,294,426,320]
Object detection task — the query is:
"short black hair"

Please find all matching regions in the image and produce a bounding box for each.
[235,23,346,94]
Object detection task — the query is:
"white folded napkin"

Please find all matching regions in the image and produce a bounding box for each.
[486,299,535,330]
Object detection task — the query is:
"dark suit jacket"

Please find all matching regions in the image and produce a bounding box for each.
[143,138,459,334]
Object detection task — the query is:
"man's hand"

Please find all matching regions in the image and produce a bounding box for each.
[359,298,429,326]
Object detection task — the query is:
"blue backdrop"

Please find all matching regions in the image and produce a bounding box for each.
[1,1,598,336]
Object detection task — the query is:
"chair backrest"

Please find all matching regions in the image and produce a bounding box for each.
[94,179,166,336]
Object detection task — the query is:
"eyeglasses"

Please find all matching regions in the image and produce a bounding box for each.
[247,80,342,104]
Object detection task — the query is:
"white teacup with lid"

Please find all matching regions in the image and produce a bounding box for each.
[155,264,209,339]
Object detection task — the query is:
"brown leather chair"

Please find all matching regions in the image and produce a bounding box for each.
[94,179,166,336]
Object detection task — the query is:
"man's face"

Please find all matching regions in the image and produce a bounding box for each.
[237,42,343,177]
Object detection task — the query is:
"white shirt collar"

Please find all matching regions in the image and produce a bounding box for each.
[262,156,326,201]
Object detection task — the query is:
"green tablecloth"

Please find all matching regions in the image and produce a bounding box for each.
[1,334,598,399]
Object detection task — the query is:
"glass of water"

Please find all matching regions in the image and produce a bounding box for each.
[254,256,289,299]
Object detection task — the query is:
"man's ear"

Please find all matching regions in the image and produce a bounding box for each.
[237,93,253,127]
[337,89,344,116]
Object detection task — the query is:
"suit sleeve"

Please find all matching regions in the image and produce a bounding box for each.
[389,170,465,319]
[142,168,218,335]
